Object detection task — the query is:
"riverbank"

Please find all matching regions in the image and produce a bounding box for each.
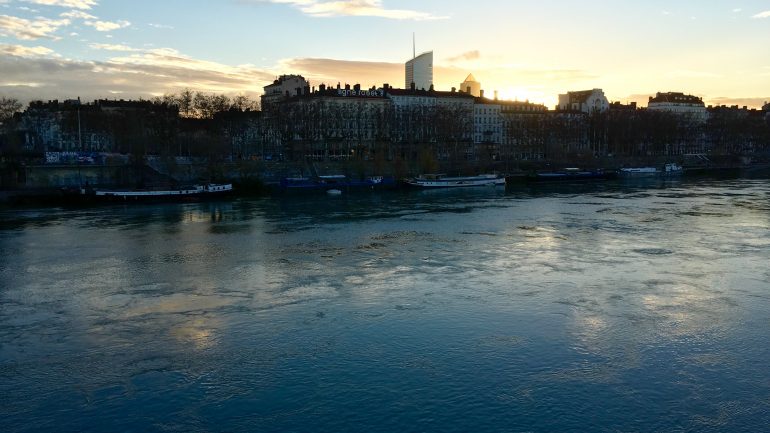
[3,161,769,207]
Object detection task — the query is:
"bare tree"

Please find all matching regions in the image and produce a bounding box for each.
[232,94,259,112]
[177,89,195,118]
[0,97,23,122]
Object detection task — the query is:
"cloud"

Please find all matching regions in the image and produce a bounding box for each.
[446,50,480,63]
[148,23,174,29]
[0,42,56,57]
[89,42,139,52]
[21,0,97,9]
[84,19,130,31]
[278,57,404,88]
[707,96,770,109]
[615,93,654,106]
[752,10,770,18]
[498,67,599,83]
[0,47,276,102]
[0,14,70,40]
[60,9,95,19]
[255,0,447,20]
[667,69,721,79]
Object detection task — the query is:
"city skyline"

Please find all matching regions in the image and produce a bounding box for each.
[1,0,769,108]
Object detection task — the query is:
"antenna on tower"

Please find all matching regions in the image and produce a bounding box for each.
[412,32,415,59]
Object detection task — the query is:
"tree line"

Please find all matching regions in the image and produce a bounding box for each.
[0,91,260,122]
[150,90,260,119]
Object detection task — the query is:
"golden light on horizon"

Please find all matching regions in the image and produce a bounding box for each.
[494,87,551,106]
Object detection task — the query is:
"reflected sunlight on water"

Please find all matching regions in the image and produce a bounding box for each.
[1,179,770,432]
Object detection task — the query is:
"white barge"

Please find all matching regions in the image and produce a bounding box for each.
[404,174,505,188]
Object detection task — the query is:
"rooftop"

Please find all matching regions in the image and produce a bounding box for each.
[565,89,603,104]
[649,92,704,105]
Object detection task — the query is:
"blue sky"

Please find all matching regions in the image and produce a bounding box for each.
[1,0,769,107]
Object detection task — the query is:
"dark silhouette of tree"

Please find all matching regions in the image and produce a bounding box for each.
[0,97,22,122]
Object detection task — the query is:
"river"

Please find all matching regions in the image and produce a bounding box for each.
[1,178,769,432]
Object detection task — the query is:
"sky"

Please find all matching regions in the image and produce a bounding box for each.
[1,0,769,108]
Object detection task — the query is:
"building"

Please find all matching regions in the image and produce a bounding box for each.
[647,92,707,122]
[558,89,609,114]
[473,96,502,145]
[608,101,638,111]
[460,74,481,97]
[405,51,433,91]
[500,100,548,161]
[473,94,549,161]
[269,83,390,161]
[16,99,176,153]
[261,75,310,110]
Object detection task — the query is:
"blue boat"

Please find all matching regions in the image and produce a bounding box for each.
[279,175,396,192]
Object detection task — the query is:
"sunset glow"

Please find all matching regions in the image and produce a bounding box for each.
[0,0,768,107]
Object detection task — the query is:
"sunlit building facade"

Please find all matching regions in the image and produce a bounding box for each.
[558,89,609,114]
[261,75,310,110]
[460,73,481,97]
[647,92,707,122]
[405,51,433,91]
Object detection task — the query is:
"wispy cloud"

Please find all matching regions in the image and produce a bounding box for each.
[0,14,69,39]
[256,0,447,20]
[89,42,140,52]
[60,9,95,19]
[752,10,770,18]
[732,8,742,13]
[279,57,401,86]
[148,23,174,29]
[0,42,56,57]
[446,50,480,63]
[21,0,97,10]
[668,69,721,79]
[84,19,130,31]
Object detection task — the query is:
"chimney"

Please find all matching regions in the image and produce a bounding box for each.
[494,90,498,100]
[337,82,341,89]
[345,84,351,90]
[410,82,416,91]
[480,89,485,99]
[354,84,361,92]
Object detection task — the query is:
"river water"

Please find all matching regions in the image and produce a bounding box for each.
[1,179,770,432]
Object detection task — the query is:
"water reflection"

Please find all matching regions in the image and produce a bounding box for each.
[1,179,770,432]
